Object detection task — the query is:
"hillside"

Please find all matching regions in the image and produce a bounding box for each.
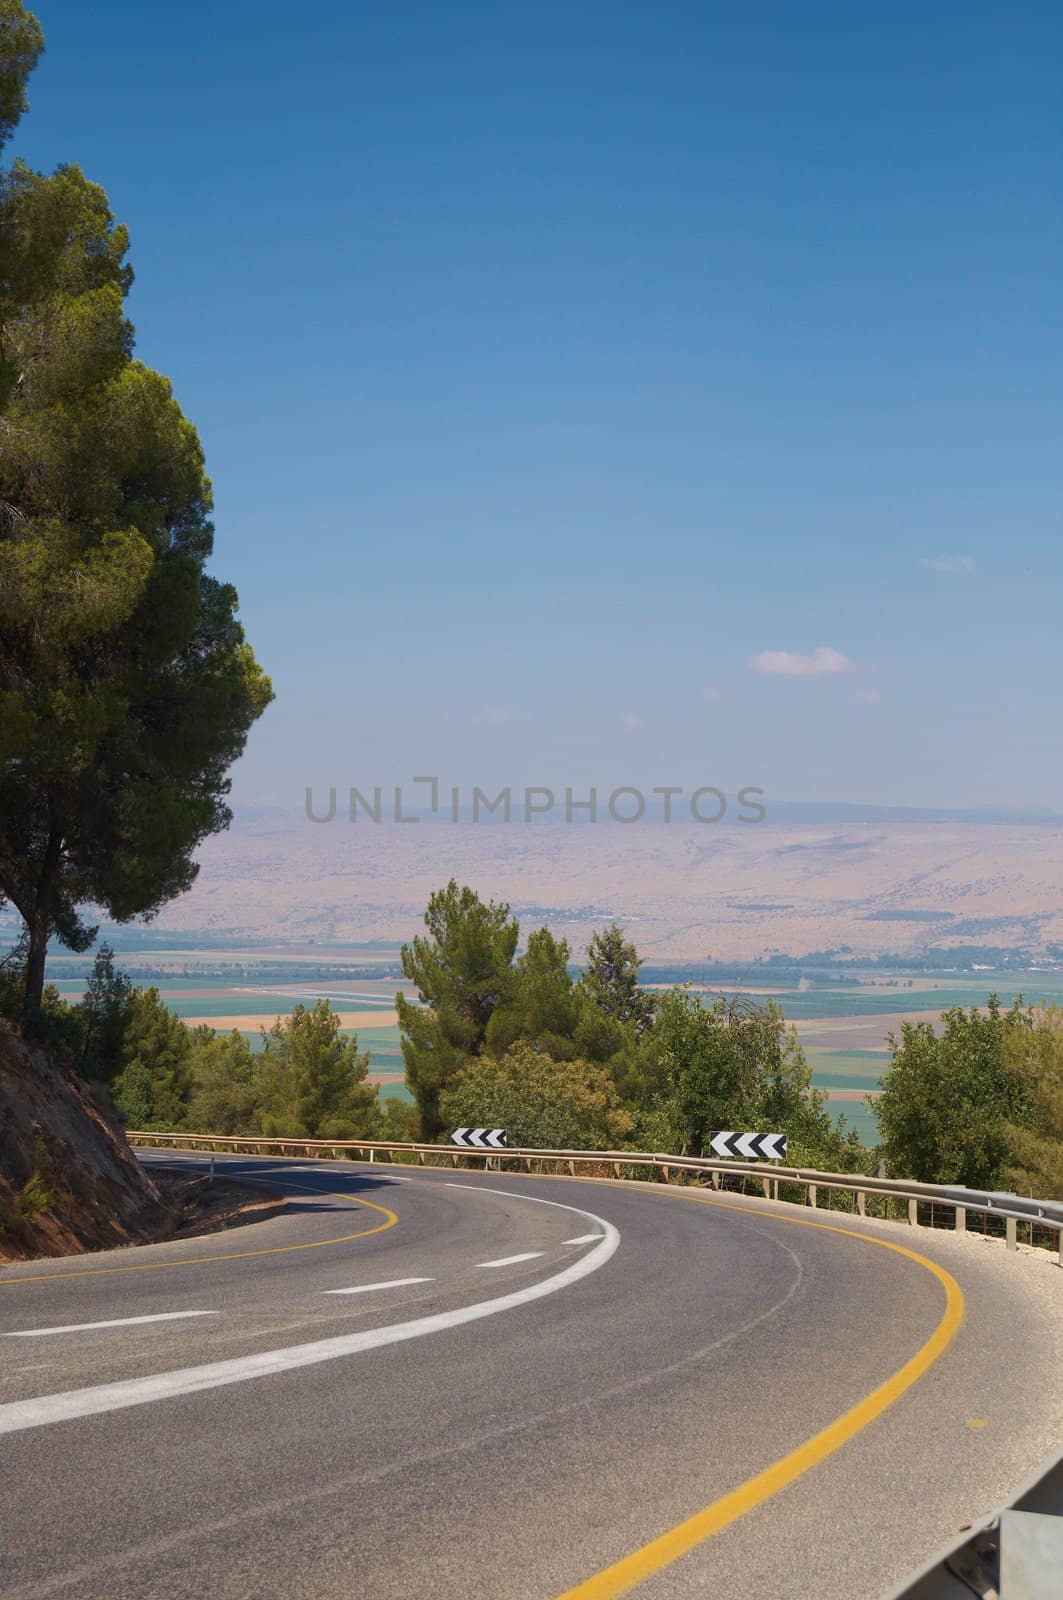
[0,1028,166,1262]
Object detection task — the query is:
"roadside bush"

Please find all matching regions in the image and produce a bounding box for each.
[874,999,1033,1187]
[440,1042,633,1150]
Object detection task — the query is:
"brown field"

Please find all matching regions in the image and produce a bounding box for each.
[182,1008,399,1032]
[793,1006,999,1053]
[794,1022,891,1052]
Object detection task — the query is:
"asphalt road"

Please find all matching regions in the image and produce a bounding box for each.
[0,1154,1058,1600]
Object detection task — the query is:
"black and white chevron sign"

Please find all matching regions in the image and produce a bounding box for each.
[450,1127,508,1149]
[708,1131,787,1162]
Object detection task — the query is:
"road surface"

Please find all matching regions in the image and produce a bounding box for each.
[0,1154,1059,1599]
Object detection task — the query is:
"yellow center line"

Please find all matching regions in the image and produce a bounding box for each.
[0,1189,398,1288]
[550,1182,964,1600]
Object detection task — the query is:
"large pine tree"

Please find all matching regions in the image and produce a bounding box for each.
[0,4,272,1023]
[397,881,519,1138]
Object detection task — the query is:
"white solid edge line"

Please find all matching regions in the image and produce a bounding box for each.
[475,1252,543,1269]
[323,1278,433,1295]
[564,1234,605,1245]
[0,1186,619,1436]
[4,1311,218,1339]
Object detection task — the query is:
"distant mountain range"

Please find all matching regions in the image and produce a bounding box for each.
[90,805,1063,964]
[234,799,1063,828]
[759,801,1063,826]
[7,804,1060,964]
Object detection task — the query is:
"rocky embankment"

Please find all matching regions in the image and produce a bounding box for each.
[0,1025,166,1261]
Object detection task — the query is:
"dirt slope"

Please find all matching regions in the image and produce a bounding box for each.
[0,1024,166,1262]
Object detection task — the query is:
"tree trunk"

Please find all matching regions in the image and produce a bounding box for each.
[23,909,48,1027]
[21,921,47,1030]
[21,828,61,1030]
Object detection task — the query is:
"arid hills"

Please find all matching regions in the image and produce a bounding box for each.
[134,809,1063,963]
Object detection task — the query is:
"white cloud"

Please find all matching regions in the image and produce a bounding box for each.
[701,686,725,702]
[471,707,512,725]
[919,555,975,574]
[747,646,854,677]
[849,687,882,705]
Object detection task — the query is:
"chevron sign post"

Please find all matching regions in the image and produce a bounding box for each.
[708,1131,787,1162]
[450,1127,508,1150]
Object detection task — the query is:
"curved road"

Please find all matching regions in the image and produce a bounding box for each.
[0,1155,1056,1599]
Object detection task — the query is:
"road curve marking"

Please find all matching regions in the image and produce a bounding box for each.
[552,1188,965,1600]
[0,1188,619,1437]
[0,1190,398,1289]
[4,1310,218,1338]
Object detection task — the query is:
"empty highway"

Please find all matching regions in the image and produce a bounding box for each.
[0,1154,1060,1600]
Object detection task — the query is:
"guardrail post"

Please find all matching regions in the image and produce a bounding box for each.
[1006,1216,1017,1251]
[808,1184,817,1208]
[761,1177,771,1199]
[908,1197,918,1227]
[955,1205,966,1234]
[856,1190,866,1217]
[369,1148,374,1163]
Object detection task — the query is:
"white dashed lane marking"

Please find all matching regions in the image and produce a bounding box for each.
[475,1253,543,1269]
[4,1311,218,1339]
[323,1278,433,1296]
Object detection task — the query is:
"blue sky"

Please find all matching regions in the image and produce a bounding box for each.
[20,2,1063,811]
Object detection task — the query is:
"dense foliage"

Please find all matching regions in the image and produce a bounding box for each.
[399,881,865,1170]
[440,1042,633,1151]
[873,999,1034,1188]
[627,988,856,1167]
[396,881,519,1138]
[1003,1008,1063,1199]
[0,943,402,1139]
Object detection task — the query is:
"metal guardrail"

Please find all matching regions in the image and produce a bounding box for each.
[129,1132,1063,1261]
